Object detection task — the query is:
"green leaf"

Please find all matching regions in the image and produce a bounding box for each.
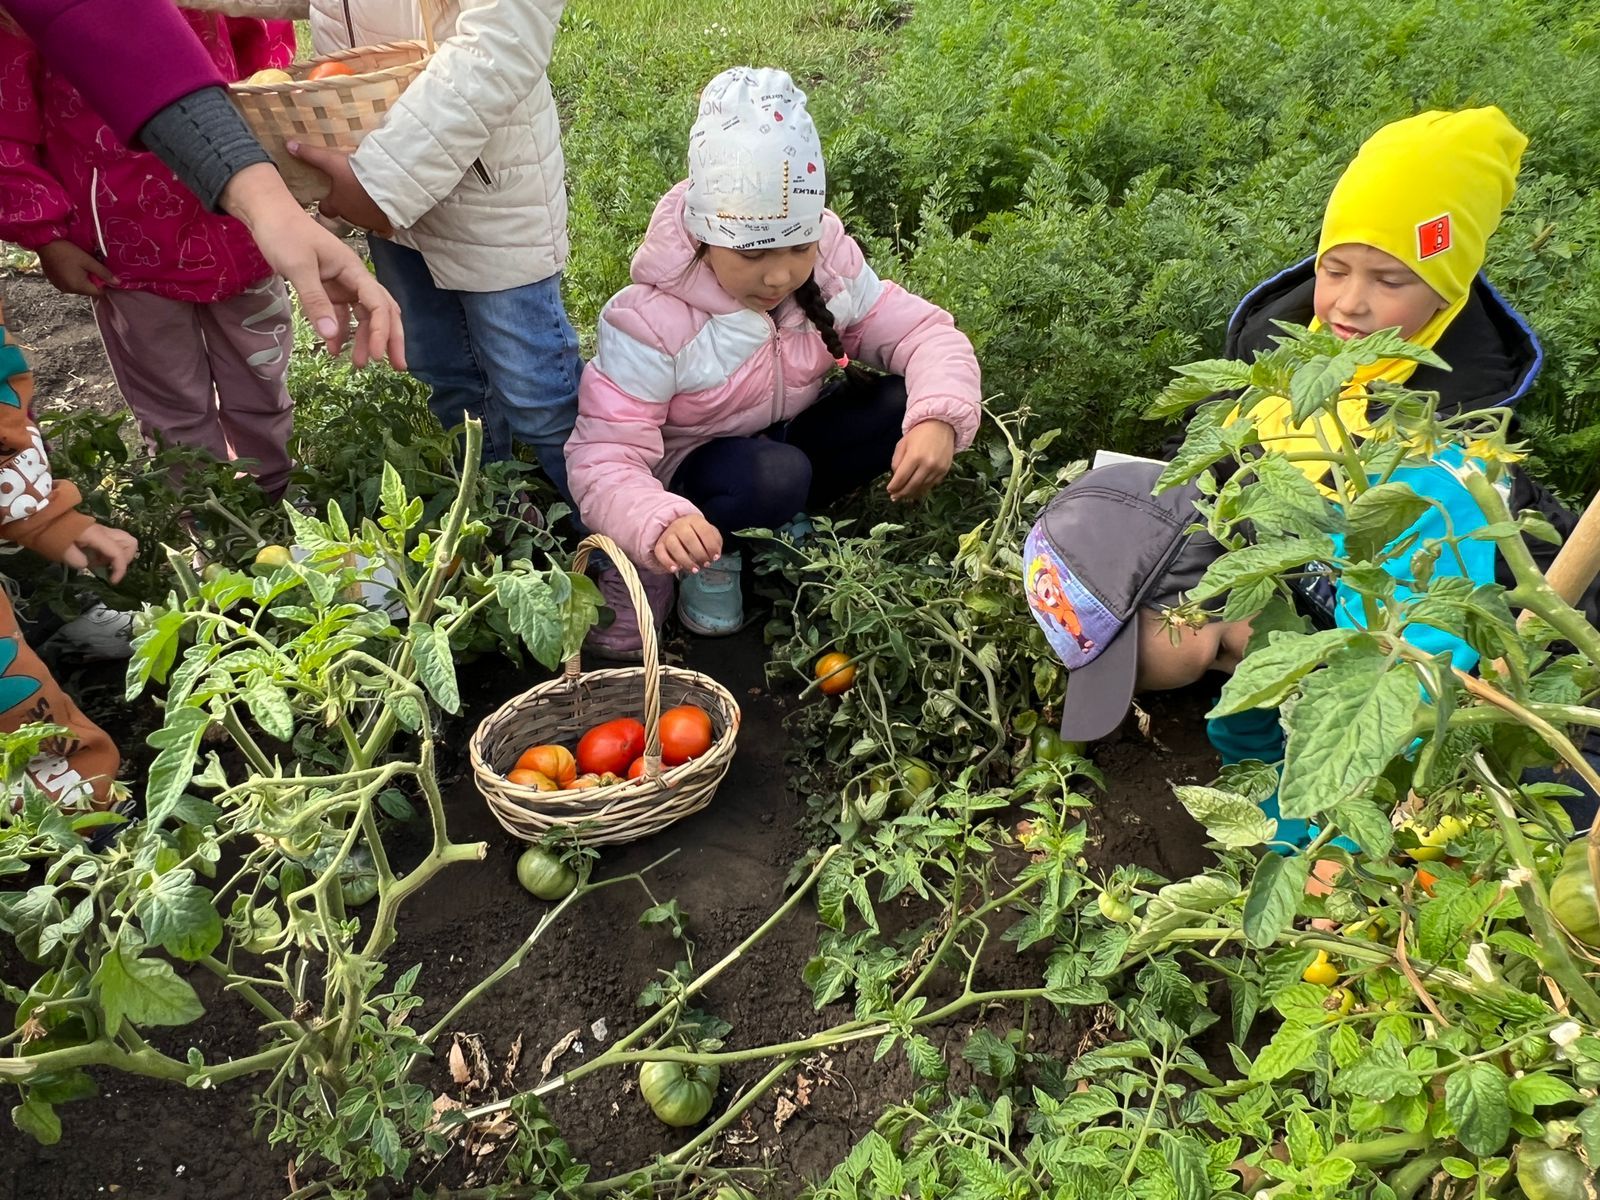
[1160,1132,1211,1200]
[904,1033,947,1081]
[93,943,204,1038]
[1507,1072,1579,1113]
[1286,349,1363,422]
[379,462,407,529]
[1190,539,1337,611]
[11,1094,60,1145]
[492,572,568,670]
[242,679,295,743]
[143,706,210,829]
[1343,482,1434,563]
[135,869,222,962]
[1173,785,1276,848]
[1329,1036,1421,1103]
[1278,656,1420,820]
[1242,852,1309,948]
[1440,1157,1477,1179]
[409,622,461,714]
[126,609,188,698]
[1326,797,1395,858]
[1210,628,1362,717]
[371,1114,401,1172]
[1249,1020,1320,1082]
[1445,1062,1511,1156]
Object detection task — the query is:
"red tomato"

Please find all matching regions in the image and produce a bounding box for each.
[627,757,646,780]
[307,60,356,80]
[659,705,713,766]
[577,718,646,777]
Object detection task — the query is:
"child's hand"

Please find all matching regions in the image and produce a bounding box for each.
[37,240,118,298]
[287,142,395,238]
[887,420,956,502]
[63,523,138,584]
[654,516,722,574]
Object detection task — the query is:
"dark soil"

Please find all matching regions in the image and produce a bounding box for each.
[0,276,1223,1199]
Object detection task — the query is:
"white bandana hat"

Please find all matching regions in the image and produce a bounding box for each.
[684,67,826,251]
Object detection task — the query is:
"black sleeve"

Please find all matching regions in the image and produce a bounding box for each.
[137,87,274,213]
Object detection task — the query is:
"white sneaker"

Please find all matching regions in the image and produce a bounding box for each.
[45,603,134,661]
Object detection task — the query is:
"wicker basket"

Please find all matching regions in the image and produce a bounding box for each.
[470,535,742,846]
[229,38,432,205]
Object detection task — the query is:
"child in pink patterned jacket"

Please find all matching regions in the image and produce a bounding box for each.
[0,11,298,498]
[566,67,982,659]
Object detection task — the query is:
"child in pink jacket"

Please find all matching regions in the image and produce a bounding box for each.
[566,67,982,659]
[0,12,298,499]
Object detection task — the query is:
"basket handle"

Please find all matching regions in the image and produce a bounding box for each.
[418,0,437,54]
[569,534,666,780]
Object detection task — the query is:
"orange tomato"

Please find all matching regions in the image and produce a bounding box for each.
[306,60,356,80]
[627,757,647,780]
[815,652,855,696]
[658,705,713,766]
[1416,867,1439,896]
[515,744,576,788]
[506,767,556,791]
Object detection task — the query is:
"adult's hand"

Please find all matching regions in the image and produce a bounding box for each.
[219,163,406,369]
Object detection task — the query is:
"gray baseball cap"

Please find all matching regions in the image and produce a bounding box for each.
[1022,462,1224,741]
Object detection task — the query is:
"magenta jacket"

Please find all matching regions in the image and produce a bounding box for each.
[566,181,983,570]
[0,11,294,302]
[1,0,228,146]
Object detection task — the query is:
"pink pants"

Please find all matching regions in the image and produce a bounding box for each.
[93,277,295,496]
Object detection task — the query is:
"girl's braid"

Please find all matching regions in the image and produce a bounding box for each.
[792,274,871,382]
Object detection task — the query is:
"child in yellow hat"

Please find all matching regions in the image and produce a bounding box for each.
[1230,106,1537,453]
[1037,109,1598,851]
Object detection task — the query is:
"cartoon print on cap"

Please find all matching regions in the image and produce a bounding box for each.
[1027,554,1093,654]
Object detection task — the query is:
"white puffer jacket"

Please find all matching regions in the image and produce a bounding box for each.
[204,0,567,290]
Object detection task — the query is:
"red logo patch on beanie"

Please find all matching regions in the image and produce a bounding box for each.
[1417,213,1452,260]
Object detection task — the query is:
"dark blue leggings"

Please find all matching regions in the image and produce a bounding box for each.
[670,374,909,545]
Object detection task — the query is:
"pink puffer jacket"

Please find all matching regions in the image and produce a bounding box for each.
[566,180,982,570]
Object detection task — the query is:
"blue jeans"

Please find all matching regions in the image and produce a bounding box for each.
[367,237,581,503]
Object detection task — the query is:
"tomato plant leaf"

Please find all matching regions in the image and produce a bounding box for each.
[1506,1071,1579,1113]
[1278,656,1419,819]
[1445,1061,1511,1156]
[1342,482,1434,563]
[126,609,188,698]
[1160,1131,1210,1200]
[11,1094,60,1145]
[1242,852,1308,947]
[1248,1020,1319,1082]
[242,679,294,744]
[1329,1036,1420,1103]
[144,706,210,829]
[1210,628,1363,717]
[93,943,204,1038]
[135,869,222,962]
[409,622,460,714]
[1174,785,1276,848]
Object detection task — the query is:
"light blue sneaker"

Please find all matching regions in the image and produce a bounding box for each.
[777,513,813,548]
[677,551,746,636]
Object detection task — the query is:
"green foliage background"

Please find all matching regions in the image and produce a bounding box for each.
[552,0,1600,493]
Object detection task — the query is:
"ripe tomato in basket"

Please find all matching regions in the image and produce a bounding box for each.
[659,704,713,766]
[307,60,356,80]
[515,744,576,788]
[576,718,646,777]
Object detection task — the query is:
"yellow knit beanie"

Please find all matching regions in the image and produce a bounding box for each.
[1318,106,1527,305]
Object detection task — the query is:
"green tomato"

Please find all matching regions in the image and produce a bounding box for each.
[638,1059,720,1127]
[713,1188,755,1200]
[516,846,576,900]
[228,896,284,953]
[887,757,939,814]
[1096,891,1134,923]
[1516,1142,1591,1200]
[1551,841,1600,948]
[1322,986,1354,1021]
[200,562,226,584]
[1030,726,1084,765]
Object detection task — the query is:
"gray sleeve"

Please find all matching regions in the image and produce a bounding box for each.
[137,87,275,213]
